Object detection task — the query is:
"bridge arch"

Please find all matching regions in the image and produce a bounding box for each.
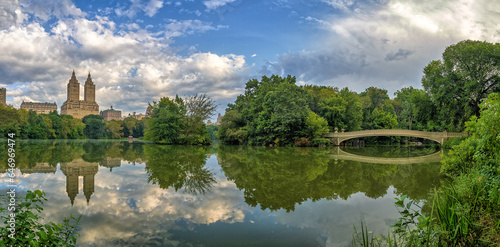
[325,129,468,145]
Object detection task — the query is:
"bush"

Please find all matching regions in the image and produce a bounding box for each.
[0,190,81,246]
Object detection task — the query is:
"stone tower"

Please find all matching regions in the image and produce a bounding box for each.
[67,70,80,102]
[84,72,95,102]
[61,70,99,118]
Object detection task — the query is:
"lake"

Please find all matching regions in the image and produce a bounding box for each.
[0,140,443,246]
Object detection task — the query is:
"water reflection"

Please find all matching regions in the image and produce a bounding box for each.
[144,145,216,195]
[217,145,443,211]
[60,159,98,205]
[0,141,444,246]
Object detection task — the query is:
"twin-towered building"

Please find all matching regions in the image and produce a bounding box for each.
[61,71,100,119]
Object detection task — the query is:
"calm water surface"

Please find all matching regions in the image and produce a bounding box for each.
[0,140,443,246]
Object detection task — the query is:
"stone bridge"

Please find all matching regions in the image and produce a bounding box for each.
[329,147,443,165]
[325,129,468,145]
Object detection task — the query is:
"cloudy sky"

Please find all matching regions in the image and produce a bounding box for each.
[1,0,499,118]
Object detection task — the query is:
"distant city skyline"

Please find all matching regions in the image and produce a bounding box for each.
[1,0,499,122]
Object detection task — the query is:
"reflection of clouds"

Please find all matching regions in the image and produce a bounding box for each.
[23,162,247,246]
[274,187,400,247]
[5,152,414,246]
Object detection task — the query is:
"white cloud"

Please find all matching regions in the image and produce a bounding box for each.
[0,1,247,113]
[115,0,164,18]
[144,0,164,17]
[203,0,236,11]
[322,0,355,12]
[264,0,500,95]
[164,19,227,38]
[0,0,27,28]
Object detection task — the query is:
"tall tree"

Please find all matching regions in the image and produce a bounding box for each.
[422,40,500,131]
[144,96,185,144]
[182,93,217,144]
[82,115,106,139]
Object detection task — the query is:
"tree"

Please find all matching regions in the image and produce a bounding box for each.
[422,40,500,131]
[318,93,347,130]
[82,115,106,139]
[220,75,313,146]
[304,111,329,139]
[105,120,123,139]
[121,117,138,137]
[442,93,500,175]
[361,87,390,129]
[339,88,363,131]
[182,94,217,144]
[144,96,185,144]
[217,109,247,144]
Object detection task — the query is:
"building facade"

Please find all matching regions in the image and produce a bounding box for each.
[100,106,122,121]
[0,88,6,105]
[20,101,57,114]
[61,71,99,119]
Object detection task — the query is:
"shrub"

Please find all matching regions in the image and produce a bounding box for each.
[0,190,81,246]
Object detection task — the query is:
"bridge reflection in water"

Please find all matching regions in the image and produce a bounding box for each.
[326,129,468,145]
[330,146,443,165]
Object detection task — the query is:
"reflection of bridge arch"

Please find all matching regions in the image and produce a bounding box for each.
[325,129,468,145]
[329,147,443,165]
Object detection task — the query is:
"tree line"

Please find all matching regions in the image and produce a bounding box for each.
[0,105,146,140]
[217,40,500,146]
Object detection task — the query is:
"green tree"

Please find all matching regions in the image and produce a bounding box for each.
[217,109,247,144]
[304,111,329,139]
[221,75,313,146]
[46,111,63,138]
[82,115,105,139]
[105,120,123,139]
[422,40,500,131]
[0,104,23,137]
[318,93,347,130]
[372,107,398,129]
[144,96,185,144]
[361,87,390,129]
[181,93,217,144]
[339,88,363,131]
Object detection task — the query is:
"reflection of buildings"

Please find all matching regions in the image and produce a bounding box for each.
[20,163,57,174]
[99,157,122,172]
[60,159,99,206]
[20,101,57,114]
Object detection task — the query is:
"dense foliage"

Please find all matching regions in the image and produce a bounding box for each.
[0,105,148,140]
[144,94,216,145]
[353,94,500,247]
[422,40,500,131]
[0,190,81,246]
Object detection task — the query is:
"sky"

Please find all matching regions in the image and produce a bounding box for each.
[1,0,500,119]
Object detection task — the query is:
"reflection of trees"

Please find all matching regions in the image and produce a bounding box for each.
[217,146,443,212]
[218,146,331,212]
[0,140,147,171]
[144,145,215,195]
